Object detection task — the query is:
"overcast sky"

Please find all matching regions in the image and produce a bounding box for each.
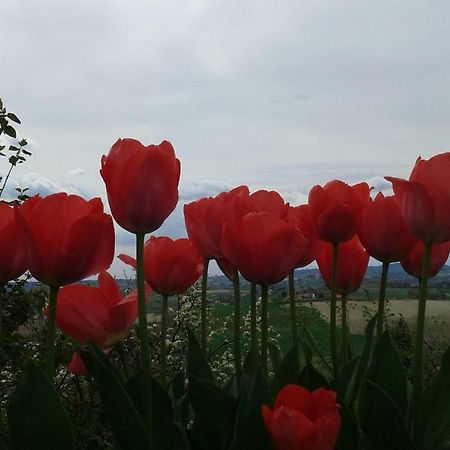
[1,0,449,276]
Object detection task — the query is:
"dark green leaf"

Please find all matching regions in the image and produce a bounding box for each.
[229,367,272,450]
[151,378,190,450]
[22,149,32,156]
[84,344,153,450]
[7,360,76,450]
[268,342,283,372]
[7,113,20,124]
[271,342,300,395]
[336,355,359,397]
[366,331,407,414]
[415,347,450,450]
[336,398,361,450]
[189,375,235,450]
[18,139,27,146]
[126,369,153,431]
[4,126,16,138]
[344,315,377,406]
[297,361,329,391]
[359,380,417,450]
[186,328,214,383]
[8,155,18,165]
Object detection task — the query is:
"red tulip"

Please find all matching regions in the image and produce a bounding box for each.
[308,180,370,244]
[401,240,450,279]
[17,193,114,286]
[246,189,289,218]
[357,192,416,263]
[286,205,319,268]
[119,236,203,295]
[261,384,341,450]
[184,185,249,260]
[56,271,149,373]
[221,212,306,286]
[0,202,28,282]
[101,138,181,234]
[386,152,450,244]
[317,235,369,295]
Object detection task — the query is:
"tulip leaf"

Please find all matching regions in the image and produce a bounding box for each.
[365,331,407,414]
[84,343,153,450]
[186,328,214,383]
[297,361,329,391]
[336,355,360,397]
[7,360,76,450]
[151,378,190,450]
[189,375,236,450]
[229,367,273,450]
[169,371,190,427]
[358,380,417,450]
[271,341,300,395]
[126,369,153,431]
[344,314,377,406]
[267,342,283,372]
[415,346,450,450]
[335,398,361,450]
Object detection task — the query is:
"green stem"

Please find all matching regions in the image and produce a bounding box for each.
[201,258,210,354]
[413,242,432,406]
[330,243,339,377]
[376,261,390,340]
[250,282,258,364]
[160,294,169,385]
[45,285,59,380]
[136,233,152,426]
[341,293,349,363]
[260,284,269,376]
[233,269,241,375]
[288,270,298,344]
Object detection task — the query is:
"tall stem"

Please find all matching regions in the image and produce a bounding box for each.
[260,284,269,376]
[376,261,390,340]
[160,294,169,385]
[330,243,339,377]
[250,282,258,363]
[233,269,241,375]
[413,242,432,405]
[136,232,152,427]
[45,285,59,380]
[288,270,298,343]
[200,258,210,354]
[340,293,349,363]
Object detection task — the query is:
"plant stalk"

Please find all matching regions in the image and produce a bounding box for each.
[330,242,339,377]
[201,258,210,354]
[45,285,60,380]
[288,269,298,344]
[261,284,269,375]
[376,261,390,340]
[233,269,241,375]
[250,282,258,363]
[160,294,169,385]
[413,242,432,406]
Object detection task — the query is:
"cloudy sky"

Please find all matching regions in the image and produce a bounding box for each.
[1,0,449,276]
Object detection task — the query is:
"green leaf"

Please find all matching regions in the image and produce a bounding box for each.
[268,342,283,372]
[189,375,235,450]
[7,360,76,450]
[151,378,190,450]
[297,361,329,391]
[4,126,16,138]
[229,367,272,450]
[7,113,20,124]
[84,344,153,450]
[344,315,377,406]
[335,398,361,450]
[8,155,18,166]
[271,342,300,395]
[359,380,417,450]
[336,355,359,397]
[126,369,152,431]
[186,328,214,383]
[366,331,407,414]
[415,347,450,449]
